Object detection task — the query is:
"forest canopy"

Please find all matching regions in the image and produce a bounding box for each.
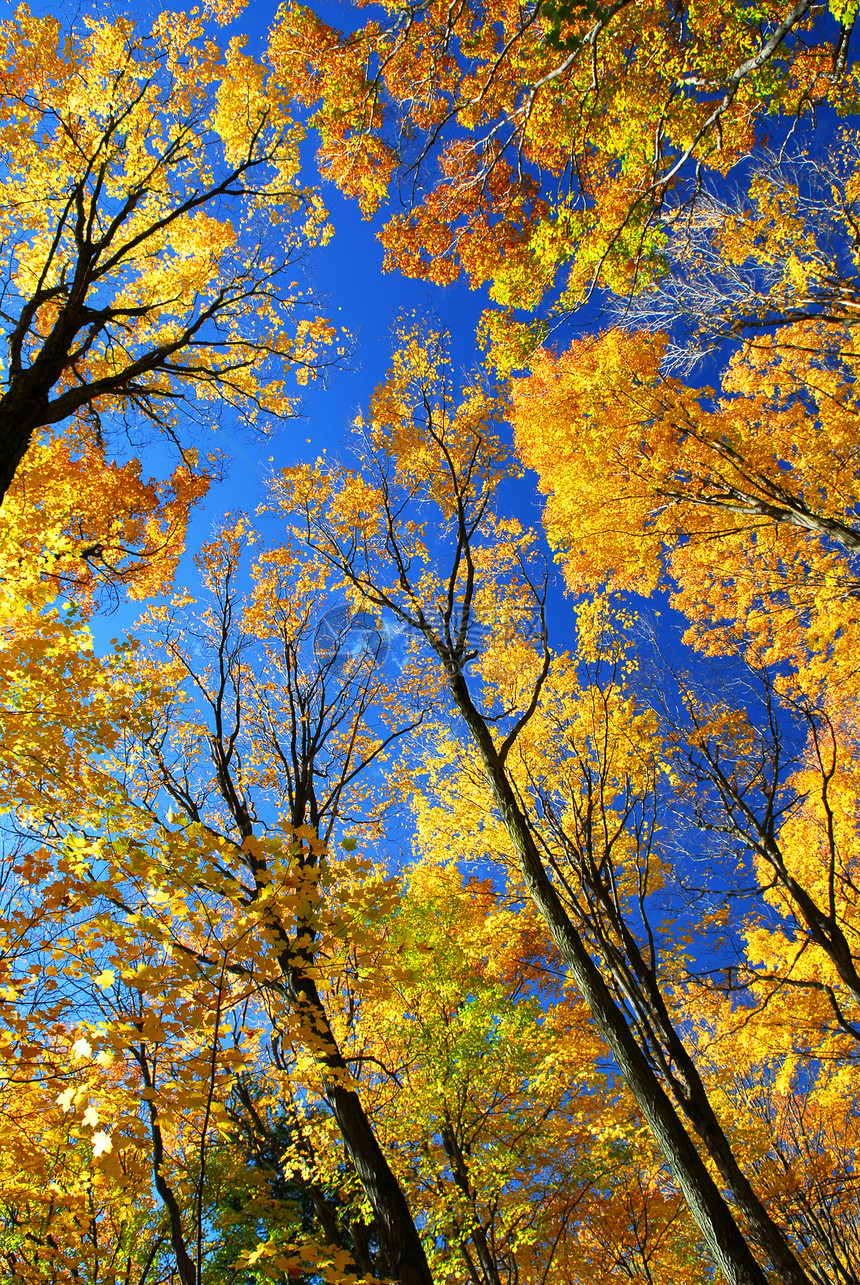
[1,3,860,1285]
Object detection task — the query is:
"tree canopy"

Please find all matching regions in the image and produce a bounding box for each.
[3,2,860,1285]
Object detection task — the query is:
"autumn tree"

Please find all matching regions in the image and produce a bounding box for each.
[0,3,338,508]
[0,515,442,1285]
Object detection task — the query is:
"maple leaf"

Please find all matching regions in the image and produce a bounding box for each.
[92,1130,113,1157]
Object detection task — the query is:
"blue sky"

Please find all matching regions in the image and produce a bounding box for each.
[81,0,594,674]
[86,0,783,682]
[175,0,501,553]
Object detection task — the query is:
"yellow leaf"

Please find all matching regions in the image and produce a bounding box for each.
[92,1131,113,1157]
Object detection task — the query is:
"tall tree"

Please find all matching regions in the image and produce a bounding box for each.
[275,331,823,1285]
[0,519,436,1285]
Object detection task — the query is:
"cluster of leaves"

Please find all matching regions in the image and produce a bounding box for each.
[270,0,860,365]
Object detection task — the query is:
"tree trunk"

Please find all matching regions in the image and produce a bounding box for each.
[275,944,435,1285]
[0,385,48,504]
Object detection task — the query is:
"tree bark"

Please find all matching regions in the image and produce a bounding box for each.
[133,1047,198,1285]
